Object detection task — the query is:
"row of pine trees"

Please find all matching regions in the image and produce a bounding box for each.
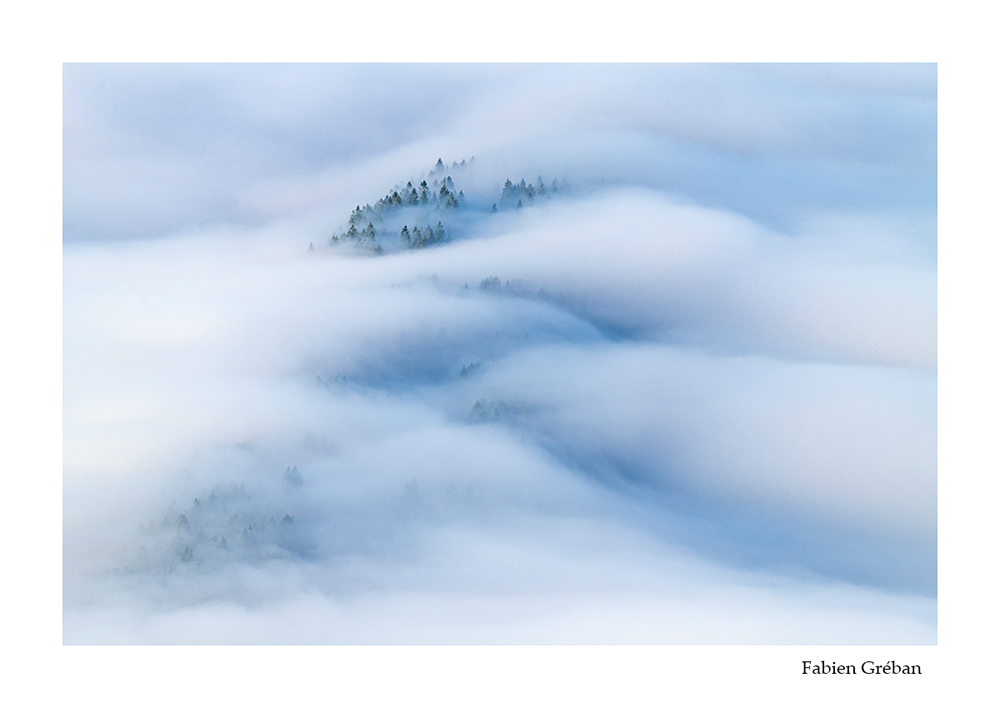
[401,222,447,248]
[328,159,560,254]
[493,177,558,211]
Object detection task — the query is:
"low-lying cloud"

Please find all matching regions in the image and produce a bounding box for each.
[64,63,936,644]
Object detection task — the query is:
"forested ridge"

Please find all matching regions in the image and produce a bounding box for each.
[326,157,560,254]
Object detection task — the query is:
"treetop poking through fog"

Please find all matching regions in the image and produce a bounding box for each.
[63,64,936,645]
[327,157,563,254]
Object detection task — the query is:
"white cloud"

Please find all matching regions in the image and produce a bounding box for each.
[63,64,936,644]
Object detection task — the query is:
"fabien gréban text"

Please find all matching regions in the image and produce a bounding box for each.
[802,661,922,675]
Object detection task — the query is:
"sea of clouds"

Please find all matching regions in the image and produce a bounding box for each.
[63,63,936,643]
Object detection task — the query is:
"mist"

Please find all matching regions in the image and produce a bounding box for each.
[64,63,936,644]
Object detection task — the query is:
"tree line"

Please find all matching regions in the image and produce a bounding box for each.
[326,158,560,254]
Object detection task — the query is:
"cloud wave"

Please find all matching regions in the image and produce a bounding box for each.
[64,63,936,644]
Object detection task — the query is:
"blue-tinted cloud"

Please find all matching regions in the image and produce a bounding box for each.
[63,64,936,644]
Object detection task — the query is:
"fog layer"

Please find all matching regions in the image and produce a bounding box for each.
[64,64,936,643]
